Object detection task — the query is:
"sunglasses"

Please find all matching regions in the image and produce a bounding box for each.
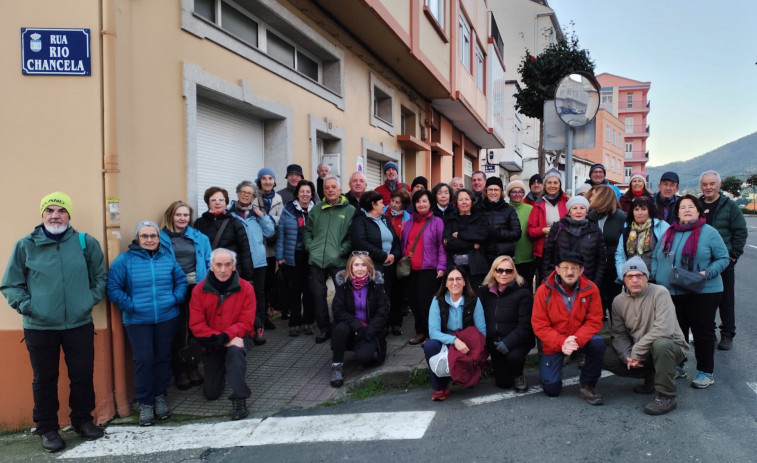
[351,251,369,257]
[495,268,514,274]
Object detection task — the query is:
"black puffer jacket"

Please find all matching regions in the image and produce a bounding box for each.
[542,217,606,286]
[477,282,535,353]
[443,211,488,275]
[589,209,627,284]
[477,199,522,263]
[332,270,389,361]
[194,211,254,281]
[350,211,401,266]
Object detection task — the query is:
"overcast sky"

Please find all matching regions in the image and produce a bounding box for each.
[548,0,757,166]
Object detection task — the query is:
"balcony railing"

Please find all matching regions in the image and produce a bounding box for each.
[624,150,650,160]
[624,124,650,137]
[618,100,650,113]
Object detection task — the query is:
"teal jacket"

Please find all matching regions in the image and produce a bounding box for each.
[1,225,106,330]
[304,196,355,268]
[699,191,747,259]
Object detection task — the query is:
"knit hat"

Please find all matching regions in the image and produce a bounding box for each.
[629,172,646,184]
[590,163,607,175]
[256,168,276,182]
[40,192,73,218]
[529,173,543,186]
[134,220,160,239]
[411,176,428,190]
[576,183,592,196]
[485,176,503,190]
[384,161,399,173]
[285,164,304,178]
[506,179,527,196]
[622,256,649,278]
[543,168,562,184]
[566,195,590,211]
[559,251,583,266]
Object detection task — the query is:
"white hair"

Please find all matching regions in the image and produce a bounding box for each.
[317,163,330,172]
[323,175,341,188]
[699,170,721,185]
[210,248,237,266]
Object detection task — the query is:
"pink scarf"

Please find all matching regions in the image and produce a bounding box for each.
[662,217,705,271]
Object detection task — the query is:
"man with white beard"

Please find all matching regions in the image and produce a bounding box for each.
[1,192,107,452]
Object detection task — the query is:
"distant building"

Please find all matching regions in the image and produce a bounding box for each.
[572,108,625,186]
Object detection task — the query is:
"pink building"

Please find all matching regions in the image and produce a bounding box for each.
[572,108,625,185]
[596,73,651,185]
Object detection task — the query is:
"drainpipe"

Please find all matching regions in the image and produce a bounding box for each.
[101,0,130,419]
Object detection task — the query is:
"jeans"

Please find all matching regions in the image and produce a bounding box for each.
[24,323,96,433]
[124,318,178,405]
[202,345,251,400]
[539,335,606,397]
[717,260,736,336]
[602,338,686,396]
[309,265,342,333]
[673,292,721,374]
[423,339,451,391]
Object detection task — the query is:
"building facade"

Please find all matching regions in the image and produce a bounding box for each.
[572,108,625,185]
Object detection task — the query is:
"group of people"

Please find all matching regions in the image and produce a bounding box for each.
[0,162,747,452]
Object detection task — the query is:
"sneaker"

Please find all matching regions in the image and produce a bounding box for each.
[230,398,248,421]
[302,324,314,335]
[289,326,301,337]
[691,371,714,389]
[717,334,733,351]
[514,375,528,393]
[431,388,450,401]
[674,365,687,379]
[330,362,344,388]
[154,394,171,420]
[633,376,656,395]
[253,327,267,345]
[644,392,677,415]
[578,384,604,405]
[138,404,155,426]
[40,430,66,453]
[73,421,104,440]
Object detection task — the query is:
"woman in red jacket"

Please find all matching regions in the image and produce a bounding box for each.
[527,169,569,284]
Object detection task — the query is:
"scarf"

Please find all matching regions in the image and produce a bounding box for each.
[261,190,275,213]
[564,216,588,235]
[661,217,705,271]
[385,180,398,191]
[206,270,232,294]
[351,274,370,290]
[544,190,563,207]
[235,202,253,219]
[631,188,646,196]
[412,210,432,222]
[210,210,225,216]
[627,219,652,256]
[390,208,403,217]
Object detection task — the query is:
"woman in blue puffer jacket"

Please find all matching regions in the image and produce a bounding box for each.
[107,221,187,427]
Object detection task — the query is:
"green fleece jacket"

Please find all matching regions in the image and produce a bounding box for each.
[1,225,106,330]
[304,195,355,268]
[610,283,689,361]
[510,201,534,264]
[700,191,747,259]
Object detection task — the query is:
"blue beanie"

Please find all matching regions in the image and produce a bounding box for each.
[384,161,399,173]
[257,168,276,182]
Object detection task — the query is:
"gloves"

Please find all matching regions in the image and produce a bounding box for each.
[196,332,230,348]
[494,340,509,355]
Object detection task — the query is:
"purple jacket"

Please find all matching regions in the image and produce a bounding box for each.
[401,214,447,271]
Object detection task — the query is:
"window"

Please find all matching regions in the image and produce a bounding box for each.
[627,93,633,108]
[194,0,215,22]
[475,45,484,90]
[625,117,634,134]
[221,2,258,47]
[425,0,445,29]
[370,74,394,134]
[459,14,471,72]
[625,166,632,179]
[625,141,633,154]
[400,106,416,136]
[605,125,610,142]
[601,94,612,103]
[373,87,392,123]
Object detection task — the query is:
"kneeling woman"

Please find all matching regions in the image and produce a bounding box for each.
[477,256,535,392]
[107,221,187,426]
[424,267,487,401]
[330,253,390,388]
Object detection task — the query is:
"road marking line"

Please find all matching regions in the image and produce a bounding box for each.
[747,244,757,249]
[62,412,435,459]
[464,370,615,406]
[747,382,757,395]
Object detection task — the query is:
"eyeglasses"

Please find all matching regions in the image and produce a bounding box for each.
[238,190,253,196]
[139,234,158,240]
[495,268,514,274]
[351,251,369,257]
[624,273,646,280]
[509,190,525,196]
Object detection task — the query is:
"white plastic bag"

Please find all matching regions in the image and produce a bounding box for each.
[428,344,450,377]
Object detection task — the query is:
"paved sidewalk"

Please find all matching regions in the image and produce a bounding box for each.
[167,312,427,419]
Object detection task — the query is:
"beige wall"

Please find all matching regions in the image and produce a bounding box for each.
[379,0,410,35]
[419,15,450,84]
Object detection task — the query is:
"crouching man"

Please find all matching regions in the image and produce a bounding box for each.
[190,248,256,420]
[603,257,688,415]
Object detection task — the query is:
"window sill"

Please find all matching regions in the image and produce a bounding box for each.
[423,7,448,43]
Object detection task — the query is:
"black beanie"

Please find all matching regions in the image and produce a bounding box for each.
[529,174,543,187]
[411,176,428,190]
[485,176,503,190]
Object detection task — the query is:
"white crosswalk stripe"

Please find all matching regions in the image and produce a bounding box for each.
[747,382,757,395]
[61,411,436,459]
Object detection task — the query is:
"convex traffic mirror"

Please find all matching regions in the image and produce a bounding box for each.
[554,72,600,127]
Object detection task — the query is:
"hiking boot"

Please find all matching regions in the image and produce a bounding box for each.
[431,388,450,401]
[138,404,155,426]
[674,365,687,379]
[289,326,301,337]
[633,376,656,395]
[73,421,104,440]
[514,375,528,393]
[40,430,65,453]
[409,333,426,345]
[230,398,248,421]
[691,371,714,389]
[253,327,266,345]
[175,372,192,390]
[188,369,204,386]
[154,394,170,420]
[578,384,604,405]
[330,362,344,388]
[717,334,733,351]
[644,392,677,415]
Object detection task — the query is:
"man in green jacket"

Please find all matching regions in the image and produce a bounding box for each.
[699,171,747,351]
[1,192,107,452]
[304,176,355,344]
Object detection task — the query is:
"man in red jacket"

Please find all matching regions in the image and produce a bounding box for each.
[190,248,256,420]
[532,252,606,405]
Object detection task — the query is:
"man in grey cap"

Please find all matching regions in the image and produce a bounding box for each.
[278,164,305,204]
[603,257,688,415]
[653,171,680,224]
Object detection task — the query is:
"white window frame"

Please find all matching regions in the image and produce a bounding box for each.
[475,44,484,90]
[370,73,395,135]
[627,93,633,108]
[459,14,471,72]
[625,117,634,134]
[425,0,445,30]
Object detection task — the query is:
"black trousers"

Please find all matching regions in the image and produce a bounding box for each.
[672,292,722,374]
[202,345,251,400]
[283,251,315,327]
[718,260,736,336]
[251,267,266,330]
[515,261,535,294]
[171,283,197,376]
[409,269,441,336]
[331,322,379,364]
[24,322,96,434]
[309,265,342,333]
[490,344,531,389]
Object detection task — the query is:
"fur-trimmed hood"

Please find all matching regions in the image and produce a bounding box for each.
[335,269,384,286]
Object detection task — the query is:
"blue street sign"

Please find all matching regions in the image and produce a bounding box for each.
[21,28,91,76]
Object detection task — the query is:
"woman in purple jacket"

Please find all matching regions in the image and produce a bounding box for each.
[402,190,446,345]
